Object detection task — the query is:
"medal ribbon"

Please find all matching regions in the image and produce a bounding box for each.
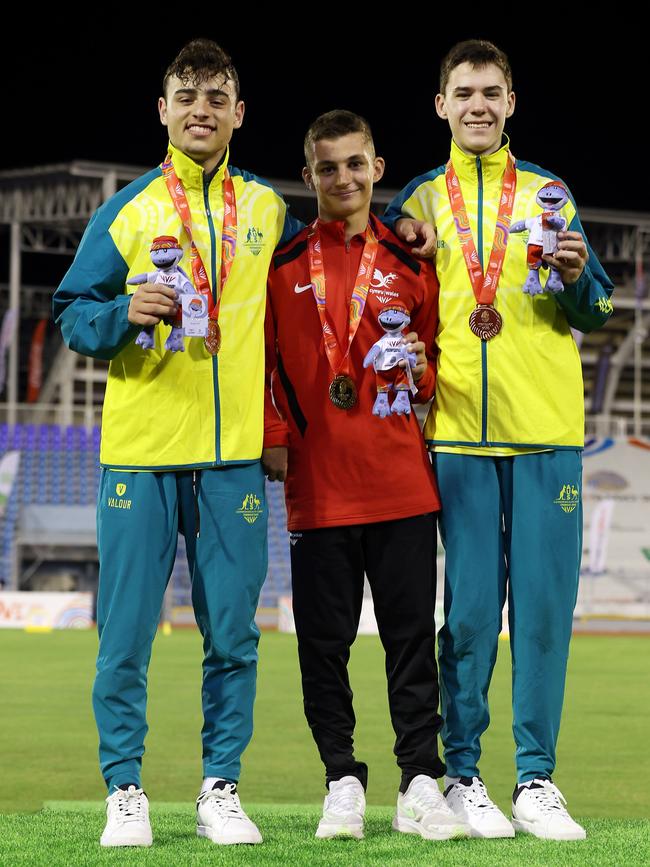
[162,153,237,323]
[446,152,516,305]
[307,219,379,377]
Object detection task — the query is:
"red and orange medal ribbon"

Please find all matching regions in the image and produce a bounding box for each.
[446,152,516,339]
[307,219,379,409]
[162,153,237,354]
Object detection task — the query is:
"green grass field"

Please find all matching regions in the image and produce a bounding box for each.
[1,630,649,864]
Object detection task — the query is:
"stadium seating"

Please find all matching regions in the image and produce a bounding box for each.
[0,423,291,613]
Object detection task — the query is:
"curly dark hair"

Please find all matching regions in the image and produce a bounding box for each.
[163,39,240,100]
[440,40,512,94]
[304,110,374,166]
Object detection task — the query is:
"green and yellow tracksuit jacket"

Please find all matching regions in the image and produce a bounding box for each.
[54,144,300,470]
[385,138,614,454]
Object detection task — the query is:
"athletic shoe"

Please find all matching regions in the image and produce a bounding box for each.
[392,775,470,841]
[315,775,365,839]
[196,780,262,845]
[100,784,152,847]
[511,778,586,840]
[444,776,515,838]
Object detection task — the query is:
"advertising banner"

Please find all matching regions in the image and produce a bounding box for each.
[0,592,93,629]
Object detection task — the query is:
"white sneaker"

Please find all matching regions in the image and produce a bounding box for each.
[100,785,152,847]
[512,778,586,840]
[196,781,262,845]
[315,776,365,839]
[393,775,470,841]
[444,776,515,838]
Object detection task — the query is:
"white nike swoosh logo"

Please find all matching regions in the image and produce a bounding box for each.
[294,283,313,294]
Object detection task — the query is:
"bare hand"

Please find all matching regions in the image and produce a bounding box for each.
[127,282,178,326]
[262,446,288,482]
[395,219,437,258]
[543,231,588,285]
[400,331,427,382]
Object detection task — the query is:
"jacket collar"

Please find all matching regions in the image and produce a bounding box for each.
[315,211,387,244]
[449,135,511,183]
[165,142,230,192]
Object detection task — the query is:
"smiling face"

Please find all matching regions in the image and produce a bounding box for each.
[158,73,244,173]
[302,132,385,224]
[435,62,515,156]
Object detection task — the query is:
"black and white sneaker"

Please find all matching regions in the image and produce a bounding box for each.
[100,784,152,847]
[512,778,586,840]
[196,780,262,845]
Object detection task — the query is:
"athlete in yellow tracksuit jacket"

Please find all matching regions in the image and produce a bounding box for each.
[53,41,300,844]
[390,136,612,453]
[385,40,613,840]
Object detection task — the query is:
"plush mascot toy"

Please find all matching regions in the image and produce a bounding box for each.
[363,302,417,418]
[128,235,194,351]
[510,181,569,295]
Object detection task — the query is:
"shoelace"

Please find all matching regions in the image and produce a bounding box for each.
[408,780,445,811]
[523,780,570,815]
[326,786,365,815]
[112,786,146,823]
[198,784,245,818]
[456,779,501,815]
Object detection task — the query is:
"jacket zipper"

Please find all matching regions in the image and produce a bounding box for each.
[476,156,489,446]
[204,174,222,464]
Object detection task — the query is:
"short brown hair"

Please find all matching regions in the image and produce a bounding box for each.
[440,40,512,95]
[304,110,375,166]
[163,39,240,101]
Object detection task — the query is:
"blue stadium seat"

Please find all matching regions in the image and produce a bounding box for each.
[0,424,293,611]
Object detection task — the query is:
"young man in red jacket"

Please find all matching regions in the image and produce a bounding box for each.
[263,110,468,843]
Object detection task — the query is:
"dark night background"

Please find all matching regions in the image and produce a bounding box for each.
[5,14,647,212]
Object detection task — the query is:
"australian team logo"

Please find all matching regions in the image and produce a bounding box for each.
[554,483,580,513]
[244,227,265,256]
[595,297,614,314]
[236,492,263,524]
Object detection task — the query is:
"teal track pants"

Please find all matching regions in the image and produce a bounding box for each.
[93,463,267,791]
[433,450,582,783]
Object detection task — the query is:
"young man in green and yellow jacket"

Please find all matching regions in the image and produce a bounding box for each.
[386,39,613,842]
[53,39,300,849]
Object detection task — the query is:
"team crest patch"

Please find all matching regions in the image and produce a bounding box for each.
[244,227,265,256]
[554,483,580,513]
[236,492,263,524]
[595,297,614,314]
[108,481,132,510]
[371,268,398,289]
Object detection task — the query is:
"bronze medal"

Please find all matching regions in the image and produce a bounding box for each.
[469,304,503,340]
[205,319,221,355]
[329,374,357,410]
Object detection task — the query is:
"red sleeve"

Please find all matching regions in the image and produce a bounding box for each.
[411,260,439,404]
[263,285,290,448]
